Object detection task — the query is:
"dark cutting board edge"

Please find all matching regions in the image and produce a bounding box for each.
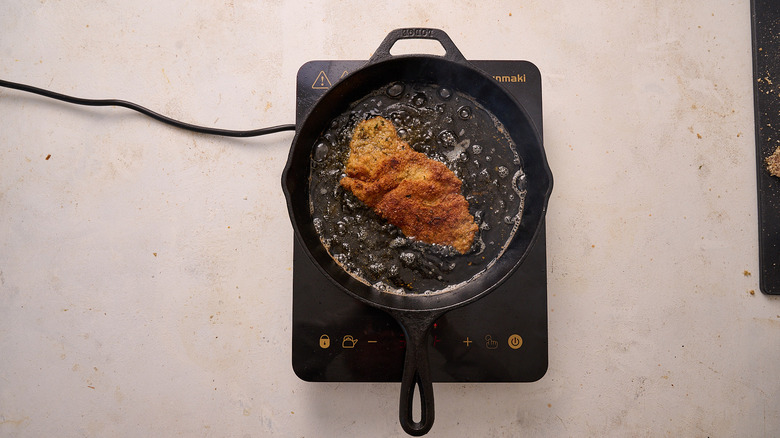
[752,0,780,295]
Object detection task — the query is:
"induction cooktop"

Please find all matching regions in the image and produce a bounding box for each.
[291,59,548,382]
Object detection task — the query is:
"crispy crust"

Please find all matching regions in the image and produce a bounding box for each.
[339,117,478,253]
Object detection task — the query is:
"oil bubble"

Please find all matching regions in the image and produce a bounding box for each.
[387,83,404,98]
[472,144,483,154]
[413,142,431,154]
[313,142,329,162]
[412,92,427,107]
[438,88,452,99]
[438,130,456,146]
[400,252,416,264]
[514,170,528,192]
[389,237,407,248]
[457,106,472,119]
[497,166,509,178]
[333,253,347,264]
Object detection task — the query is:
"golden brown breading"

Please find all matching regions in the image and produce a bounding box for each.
[339,117,478,254]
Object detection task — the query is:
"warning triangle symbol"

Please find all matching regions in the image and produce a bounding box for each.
[312,71,332,89]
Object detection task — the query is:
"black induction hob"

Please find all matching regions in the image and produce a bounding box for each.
[291,59,548,382]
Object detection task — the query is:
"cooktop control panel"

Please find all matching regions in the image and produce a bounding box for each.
[291,60,548,382]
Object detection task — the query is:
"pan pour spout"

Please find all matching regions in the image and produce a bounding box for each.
[340,117,478,254]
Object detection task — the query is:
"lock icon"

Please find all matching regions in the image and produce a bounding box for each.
[319,334,330,349]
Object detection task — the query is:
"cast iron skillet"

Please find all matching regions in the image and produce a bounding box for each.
[282,28,553,436]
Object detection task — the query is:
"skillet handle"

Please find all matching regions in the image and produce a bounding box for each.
[369,28,467,64]
[392,311,441,436]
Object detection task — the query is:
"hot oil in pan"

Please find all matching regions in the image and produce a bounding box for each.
[309,83,526,294]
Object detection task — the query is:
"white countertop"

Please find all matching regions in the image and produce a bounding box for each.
[1,1,778,436]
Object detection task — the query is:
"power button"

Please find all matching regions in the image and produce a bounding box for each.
[508,334,523,349]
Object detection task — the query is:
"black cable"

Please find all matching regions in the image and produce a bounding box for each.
[0,78,296,137]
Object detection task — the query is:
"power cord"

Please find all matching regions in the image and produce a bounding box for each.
[0,78,295,137]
